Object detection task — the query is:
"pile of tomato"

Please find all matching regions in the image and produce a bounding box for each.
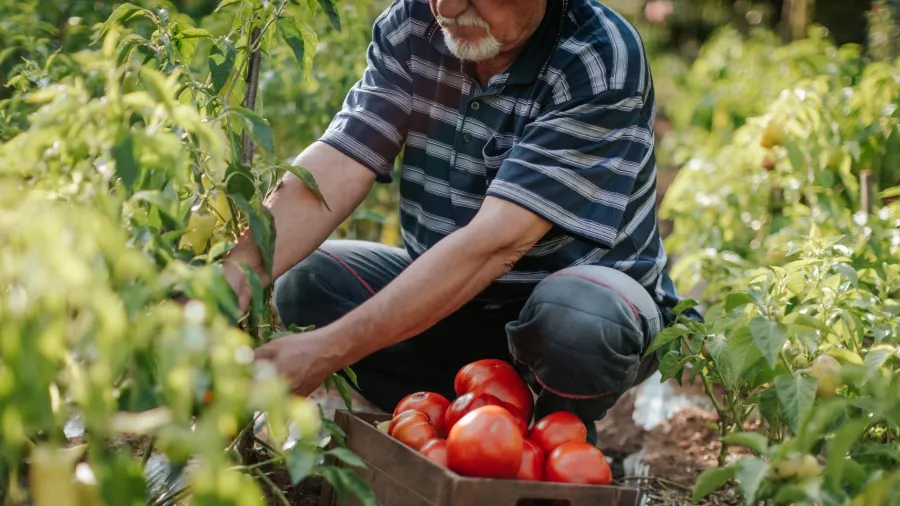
[379,359,612,485]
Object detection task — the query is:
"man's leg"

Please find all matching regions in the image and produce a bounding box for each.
[272,239,515,412]
[505,265,663,443]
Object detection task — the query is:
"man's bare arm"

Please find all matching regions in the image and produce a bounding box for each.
[224,141,377,312]
[325,196,553,365]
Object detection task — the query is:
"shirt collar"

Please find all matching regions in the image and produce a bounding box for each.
[426,0,568,86]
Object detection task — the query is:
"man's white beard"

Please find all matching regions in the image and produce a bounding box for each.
[443,32,501,61]
[437,11,502,61]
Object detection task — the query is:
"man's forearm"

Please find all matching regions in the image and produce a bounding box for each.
[328,197,552,365]
[226,141,376,285]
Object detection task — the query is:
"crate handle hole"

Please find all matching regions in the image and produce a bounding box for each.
[515,499,571,506]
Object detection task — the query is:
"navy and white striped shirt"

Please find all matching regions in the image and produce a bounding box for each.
[320,0,687,314]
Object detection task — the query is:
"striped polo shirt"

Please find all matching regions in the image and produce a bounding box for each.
[319,0,689,315]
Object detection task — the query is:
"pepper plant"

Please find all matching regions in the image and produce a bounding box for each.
[654,19,900,506]
[0,0,372,504]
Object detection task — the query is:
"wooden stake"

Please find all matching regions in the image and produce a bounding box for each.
[237,25,263,468]
[241,27,263,165]
[861,170,874,215]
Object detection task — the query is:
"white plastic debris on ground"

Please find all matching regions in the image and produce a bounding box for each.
[632,371,713,431]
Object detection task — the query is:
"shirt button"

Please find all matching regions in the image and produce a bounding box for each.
[471,101,480,110]
[463,133,472,143]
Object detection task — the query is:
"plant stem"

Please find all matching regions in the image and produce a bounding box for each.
[229,455,285,473]
[141,436,156,469]
[252,434,280,455]
[225,412,262,454]
[702,378,731,467]
[728,394,744,433]
[252,467,291,506]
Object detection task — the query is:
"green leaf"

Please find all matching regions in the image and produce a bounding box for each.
[286,445,318,485]
[321,418,347,446]
[658,349,691,381]
[725,291,757,313]
[721,432,769,455]
[175,36,200,67]
[331,373,354,412]
[238,265,264,321]
[316,0,342,31]
[693,466,735,503]
[833,263,859,289]
[320,466,375,506]
[786,142,805,172]
[775,373,817,434]
[139,67,174,109]
[326,448,366,468]
[215,0,244,10]
[788,313,829,332]
[230,106,274,156]
[132,190,178,223]
[278,16,318,79]
[796,399,847,453]
[176,28,212,39]
[708,327,762,392]
[94,3,144,43]
[644,323,690,357]
[229,194,276,277]
[674,299,699,315]
[826,347,864,366]
[772,481,822,505]
[735,457,769,506]
[207,240,235,263]
[758,386,781,430]
[342,366,359,389]
[281,164,330,210]
[112,130,139,192]
[864,344,897,371]
[225,162,256,201]
[749,316,788,369]
[208,39,236,94]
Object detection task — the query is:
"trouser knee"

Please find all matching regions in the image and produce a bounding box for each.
[272,249,372,329]
[506,267,660,432]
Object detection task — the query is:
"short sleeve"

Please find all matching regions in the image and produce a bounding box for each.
[318,0,413,183]
[485,89,652,249]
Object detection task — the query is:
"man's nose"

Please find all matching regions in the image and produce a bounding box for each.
[434,0,471,19]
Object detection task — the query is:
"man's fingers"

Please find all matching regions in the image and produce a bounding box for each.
[253,344,276,362]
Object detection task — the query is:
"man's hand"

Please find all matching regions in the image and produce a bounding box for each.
[253,329,347,396]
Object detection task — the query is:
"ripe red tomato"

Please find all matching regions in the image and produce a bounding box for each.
[501,401,529,435]
[389,410,436,450]
[545,442,612,485]
[447,405,524,479]
[388,409,423,435]
[454,359,534,420]
[394,392,452,437]
[516,439,545,481]
[444,391,505,433]
[419,438,448,467]
[529,412,587,454]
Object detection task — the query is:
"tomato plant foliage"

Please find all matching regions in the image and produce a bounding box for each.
[0,0,373,504]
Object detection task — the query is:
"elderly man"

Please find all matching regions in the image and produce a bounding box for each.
[225,0,698,440]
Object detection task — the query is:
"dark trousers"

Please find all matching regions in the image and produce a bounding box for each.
[273,240,665,441]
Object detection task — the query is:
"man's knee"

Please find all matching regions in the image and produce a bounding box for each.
[272,249,369,328]
[506,266,658,402]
